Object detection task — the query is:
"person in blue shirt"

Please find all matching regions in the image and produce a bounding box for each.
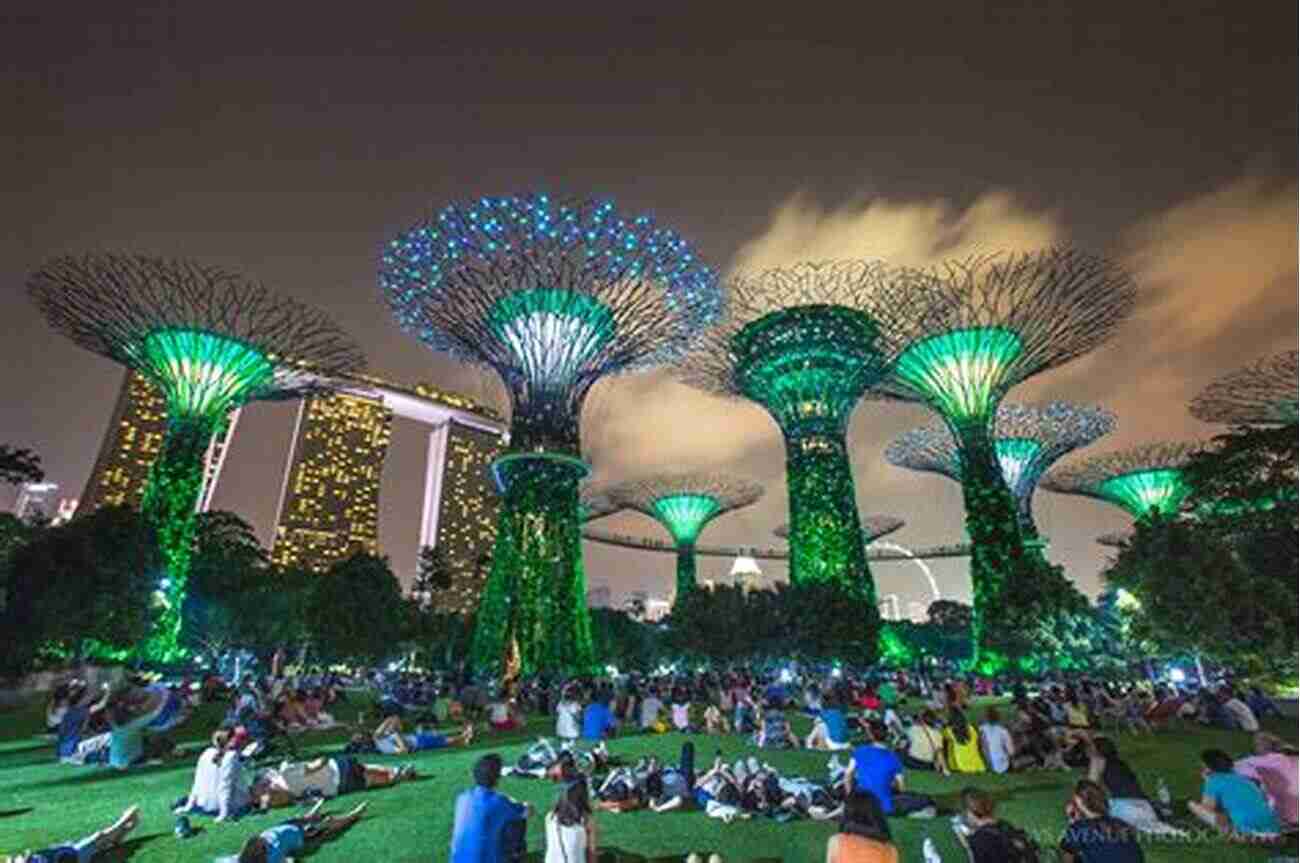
[1188,748,1282,837]
[12,805,139,863]
[841,720,935,817]
[231,799,367,863]
[805,699,852,750]
[581,690,617,741]
[451,754,532,863]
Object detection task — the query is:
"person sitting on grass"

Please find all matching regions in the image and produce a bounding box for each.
[952,787,1039,863]
[1059,780,1145,863]
[8,806,140,863]
[555,687,583,744]
[1085,736,1184,837]
[901,710,947,774]
[842,720,936,818]
[670,689,697,733]
[942,707,987,774]
[250,756,417,809]
[979,707,1016,775]
[824,790,899,863]
[806,698,852,751]
[1235,731,1298,829]
[702,702,730,734]
[488,691,523,732]
[1188,748,1283,841]
[545,777,599,863]
[1245,686,1282,722]
[581,688,617,742]
[451,754,532,863]
[754,707,800,750]
[226,799,368,863]
[174,729,258,820]
[639,687,667,733]
[362,715,474,754]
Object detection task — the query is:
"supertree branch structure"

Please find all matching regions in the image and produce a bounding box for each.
[29,253,365,658]
[773,514,905,544]
[609,472,763,597]
[884,401,1116,537]
[1042,441,1201,520]
[874,249,1136,667]
[380,193,720,675]
[677,260,944,601]
[578,480,621,523]
[1189,350,1299,426]
[1096,531,1131,548]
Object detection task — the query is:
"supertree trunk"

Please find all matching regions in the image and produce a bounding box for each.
[470,454,595,675]
[140,414,217,660]
[785,432,873,602]
[955,420,1025,669]
[675,542,698,598]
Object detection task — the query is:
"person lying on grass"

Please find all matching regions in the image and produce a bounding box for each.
[352,716,474,754]
[7,805,140,863]
[503,738,612,780]
[1188,747,1283,841]
[220,799,368,863]
[248,756,418,809]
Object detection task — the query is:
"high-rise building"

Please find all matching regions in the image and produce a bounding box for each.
[52,498,79,525]
[878,593,901,622]
[77,371,169,515]
[271,392,394,572]
[422,420,503,613]
[13,482,58,523]
[907,600,929,624]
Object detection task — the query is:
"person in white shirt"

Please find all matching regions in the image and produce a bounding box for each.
[639,690,665,731]
[175,731,232,814]
[556,691,583,742]
[544,777,597,863]
[251,756,416,809]
[978,707,1015,774]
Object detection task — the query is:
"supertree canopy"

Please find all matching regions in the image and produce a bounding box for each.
[1042,441,1200,519]
[773,514,905,544]
[609,472,763,598]
[874,249,1136,664]
[677,260,943,602]
[884,401,1116,538]
[1189,349,1299,426]
[28,254,365,658]
[380,193,720,674]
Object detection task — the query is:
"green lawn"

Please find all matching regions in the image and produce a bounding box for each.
[1,694,1294,862]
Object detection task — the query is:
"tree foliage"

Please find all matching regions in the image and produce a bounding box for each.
[0,444,43,486]
[0,506,159,676]
[414,544,454,594]
[306,552,406,664]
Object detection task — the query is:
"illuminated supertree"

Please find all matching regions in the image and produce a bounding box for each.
[1189,349,1299,426]
[773,514,905,544]
[884,401,1116,539]
[609,472,763,597]
[28,253,365,658]
[677,260,943,603]
[380,193,720,674]
[1042,441,1200,520]
[873,249,1136,663]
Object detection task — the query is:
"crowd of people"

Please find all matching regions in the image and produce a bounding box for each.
[10,664,1297,862]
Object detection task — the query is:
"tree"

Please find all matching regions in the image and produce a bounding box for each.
[0,444,43,486]
[589,608,662,670]
[414,544,454,596]
[0,506,159,676]
[927,599,972,632]
[307,553,406,664]
[0,513,40,612]
[978,555,1089,674]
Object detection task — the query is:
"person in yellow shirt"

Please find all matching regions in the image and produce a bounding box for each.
[942,707,987,774]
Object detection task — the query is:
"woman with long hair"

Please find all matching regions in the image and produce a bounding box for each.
[824,790,899,862]
[942,707,986,774]
[545,777,598,863]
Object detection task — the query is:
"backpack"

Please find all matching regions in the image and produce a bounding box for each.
[973,822,1041,863]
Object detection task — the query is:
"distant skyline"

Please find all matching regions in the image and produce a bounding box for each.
[2,4,1295,611]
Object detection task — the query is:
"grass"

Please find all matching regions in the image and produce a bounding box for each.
[0,694,1295,862]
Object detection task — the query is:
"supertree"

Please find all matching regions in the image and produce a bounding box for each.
[872,249,1136,665]
[1189,350,1299,426]
[1096,531,1131,548]
[676,260,943,603]
[380,193,720,674]
[773,514,905,544]
[884,401,1116,539]
[1042,441,1201,520]
[28,253,365,658]
[609,472,763,598]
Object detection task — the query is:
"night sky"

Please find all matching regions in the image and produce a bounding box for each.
[3,5,1295,611]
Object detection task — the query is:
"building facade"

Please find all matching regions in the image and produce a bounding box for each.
[270,392,394,572]
[77,371,170,514]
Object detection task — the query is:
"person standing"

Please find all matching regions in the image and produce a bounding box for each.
[451,754,532,863]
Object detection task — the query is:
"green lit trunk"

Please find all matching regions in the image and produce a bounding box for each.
[784,432,874,604]
[675,542,697,598]
[141,414,216,660]
[470,455,594,675]
[956,421,1026,672]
